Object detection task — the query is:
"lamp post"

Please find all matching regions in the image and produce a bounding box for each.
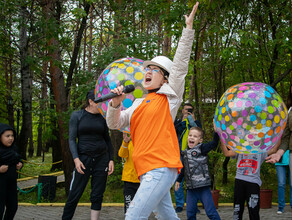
[7,96,14,128]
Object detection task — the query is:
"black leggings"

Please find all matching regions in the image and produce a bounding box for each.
[0,166,18,220]
[233,178,260,220]
[62,153,109,220]
[123,181,140,213]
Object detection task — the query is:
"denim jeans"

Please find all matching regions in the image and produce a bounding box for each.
[125,167,180,220]
[175,176,185,208]
[276,165,292,210]
[186,186,221,220]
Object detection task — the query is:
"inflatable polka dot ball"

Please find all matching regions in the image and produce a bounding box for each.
[214,82,288,154]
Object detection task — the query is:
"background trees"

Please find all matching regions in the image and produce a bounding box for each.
[0,0,291,193]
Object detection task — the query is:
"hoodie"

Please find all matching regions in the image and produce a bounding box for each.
[0,123,21,166]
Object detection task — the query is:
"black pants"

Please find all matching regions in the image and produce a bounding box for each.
[123,181,140,213]
[62,153,109,220]
[233,178,260,220]
[0,166,18,220]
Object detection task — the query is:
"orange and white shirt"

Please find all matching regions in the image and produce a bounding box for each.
[130,92,182,176]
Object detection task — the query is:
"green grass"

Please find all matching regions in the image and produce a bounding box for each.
[18,151,289,204]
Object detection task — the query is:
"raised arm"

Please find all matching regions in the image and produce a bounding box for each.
[220,141,236,157]
[185,2,199,30]
[168,2,199,99]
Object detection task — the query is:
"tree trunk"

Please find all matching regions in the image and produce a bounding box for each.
[18,4,32,160]
[40,0,74,194]
[87,5,93,73]
[66,1,91,97]
[37,57,49,157]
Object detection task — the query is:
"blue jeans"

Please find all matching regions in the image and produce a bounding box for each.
[175,177,185,208]
[186,186,220,220]
[125,167,179,220]
[276,165,292,210]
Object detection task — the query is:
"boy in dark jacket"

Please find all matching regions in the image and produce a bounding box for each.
[175,126,221,220]
[0,123,23,219]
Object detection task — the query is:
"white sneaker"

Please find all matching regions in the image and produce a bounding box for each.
[277,210,283,214]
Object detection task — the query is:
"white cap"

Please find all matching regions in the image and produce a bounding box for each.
[143,56,173,75]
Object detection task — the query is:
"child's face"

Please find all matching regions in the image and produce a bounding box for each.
[188,129,203,149]
[143,65,166,90]
[1,130,14,147]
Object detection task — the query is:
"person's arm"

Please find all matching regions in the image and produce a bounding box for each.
[265,149,285,163]
[106,88,136,130]
[220,141,236,157]
[175,120,187,136]
[103,119,114,175]
[104,120,114,161]
[168,3,198,97]
[177,167,185,183]
[266,111,291,163]
[278,110,291,152]
[69,111,86,174]
[201,132,220,155]
[68,111,80,160]
[175,167,185,191]
[118,141,129,159]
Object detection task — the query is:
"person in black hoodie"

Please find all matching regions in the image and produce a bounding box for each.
[0,123,23,220]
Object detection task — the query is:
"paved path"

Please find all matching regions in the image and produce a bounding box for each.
[15,204,291,220]
[16,174,291,219]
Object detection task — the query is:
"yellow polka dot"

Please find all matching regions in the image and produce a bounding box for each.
[266,120,272,127]
[111,63,117,67]
[280,111,286,119]
[274,115,280,123]
[222,107,226,114]
[126,66,134,74]
[256,123,262,130]
[236,146,242,150]
[135,72,144,80]
[225,115,230,122]
[118,63,126,69]
[220,99,225,106]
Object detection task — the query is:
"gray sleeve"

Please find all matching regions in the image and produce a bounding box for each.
[68,111,80,159]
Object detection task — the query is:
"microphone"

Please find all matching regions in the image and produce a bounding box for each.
[94,85,135,103]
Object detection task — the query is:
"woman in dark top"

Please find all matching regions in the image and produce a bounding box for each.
[62,89,114,220]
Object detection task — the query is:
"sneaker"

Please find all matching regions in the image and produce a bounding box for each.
[277,210,283,214]
[175,207,183,213]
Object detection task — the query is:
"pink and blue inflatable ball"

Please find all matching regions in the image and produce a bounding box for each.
[214,82,288,154]
[95,57,147,133]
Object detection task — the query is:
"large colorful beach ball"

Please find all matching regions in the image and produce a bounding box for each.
[214,82,288,154]
[95,57,147,132]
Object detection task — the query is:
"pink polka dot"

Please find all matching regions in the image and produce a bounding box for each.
[230,135,235,140]
[264,138,270,143]
[272,136,278,143]
[248,134,254,139]
[237,118,243,125]
[237,92,244,98]
[226,128,232,134]
[239,86,248,91]
[101,103,107,111]
[236,101,243,107]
